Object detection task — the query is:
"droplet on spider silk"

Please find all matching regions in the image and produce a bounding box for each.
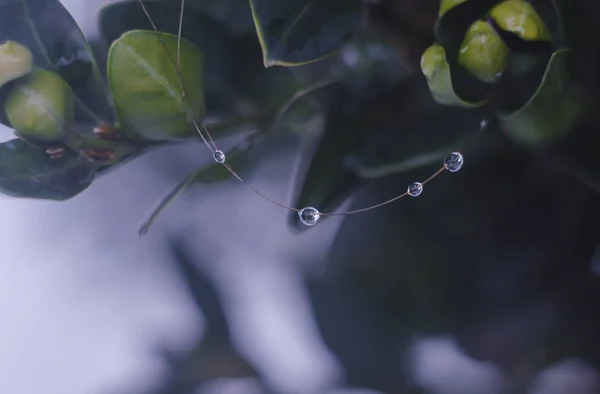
[213,150,226,163]
[444,152,464,172]
[299,207,320,226]
[408,182,423,197]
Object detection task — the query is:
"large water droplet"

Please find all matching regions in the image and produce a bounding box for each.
[408,182,423,197]
[213,150,226,163]
[444,152,464,172]
[299,207,320,226]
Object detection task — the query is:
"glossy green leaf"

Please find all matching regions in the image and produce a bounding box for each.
[421,44,485,107]
[0,138,96,200]
[0,40,33,88]
[107,30,205,141]
[249,0,361,67]
[6,68,74,146]
[138,141,253,235]
[100,0,236,112]
[0,0,114,126]
[498,50,590,146]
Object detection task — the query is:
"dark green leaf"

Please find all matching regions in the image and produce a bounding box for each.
[498,50,590,146]
[0,138,96,200]
[493,50,553,113]
[107,30,205,141]
[249,0,362,67]
[138,141,252,235]
[352,105,486,179]
[290,76,423,230]
[272,77,342,131]
[528,0,566,48]
[0,0,114,126]
[228,31,303,116]
[100,0,237,112]
[186,0,255,36]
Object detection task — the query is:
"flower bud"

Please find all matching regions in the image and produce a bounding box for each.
[459,20,509,83]
[421,44,483,107]
[0,41,33,88]
[5,68,74,146]
[421,44,447,81]
[490,0,551,43]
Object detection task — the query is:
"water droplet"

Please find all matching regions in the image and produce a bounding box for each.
[298,207,320,226]
[213,150,226,163]
[444,152,464,172]
[480,116,490,130]
[408,182,423,197]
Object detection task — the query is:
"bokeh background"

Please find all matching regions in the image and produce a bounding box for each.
[2,1,600,394]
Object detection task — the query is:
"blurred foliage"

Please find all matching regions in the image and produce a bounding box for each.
[0,0,596,221]
[3,0,600,392]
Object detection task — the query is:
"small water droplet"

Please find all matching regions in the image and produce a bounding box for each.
[299,207,320,226]
[213,150,226,163]
[408,182,423,197]
[444,152,464,173]
[480,116,490,130]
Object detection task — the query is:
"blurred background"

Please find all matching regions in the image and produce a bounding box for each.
[2,0,600,393]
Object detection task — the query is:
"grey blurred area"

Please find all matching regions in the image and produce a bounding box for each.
[2,1,600,394]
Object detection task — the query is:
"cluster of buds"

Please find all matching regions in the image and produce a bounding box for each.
[1,41,121,161]
[420,0,588,146]
[422,0,552,101]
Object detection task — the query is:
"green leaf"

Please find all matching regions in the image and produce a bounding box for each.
[434,0,504,103]
[272,77,342,131]
[249,0,362,67]
[107,30,205,141]
[186,0,255,36]
[100,0,237,113]
[498,50,590,146]
[0,0,114,126]
[138,141,252,235]
[0,138,96,200]
[421,44,486,107]
[6,68,75,146]
[528,0,566,48]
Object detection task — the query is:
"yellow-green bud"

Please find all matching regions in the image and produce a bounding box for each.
[0,41,33,89]
[439,0,468,16]
[490,0,551,42]
[459,20,510,83]
[421,44,447,81]
[5,68,74,146]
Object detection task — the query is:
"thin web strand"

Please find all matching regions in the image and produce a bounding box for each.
[324,166,446,216]
[136,0,477,218]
